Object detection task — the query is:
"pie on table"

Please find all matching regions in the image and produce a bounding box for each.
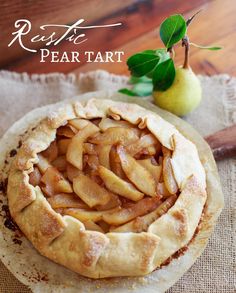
[7,98,213,279]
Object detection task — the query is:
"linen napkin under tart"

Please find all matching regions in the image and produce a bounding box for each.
[0,70,235,293]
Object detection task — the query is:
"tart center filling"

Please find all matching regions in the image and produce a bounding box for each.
[29,117,179,233]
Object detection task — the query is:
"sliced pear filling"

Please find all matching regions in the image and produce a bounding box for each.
[41,166,73,196]
[138,158,162,183]
[98,117,133,131]
[66,122,99,170]
[97,144,112,170]
[41,141,58,162]
[117,145,157,197]
[98,165,144,201]
[30,116,180,233]
[52,155,67,172]
[29,167,41,186]
[162,146,178,194]
[57,139,71,155]
[68,118,89,130]
[57,125,77,138]
[47,193,89,209]
[109,146,127,179]
[89,127,138,146]
[102,196,162,225]
[37,154,51,173]
[63,207,119,222]
[111,195,177,232]
[125,134,158,156]
[73,173,111,207]
[83,220,104,233]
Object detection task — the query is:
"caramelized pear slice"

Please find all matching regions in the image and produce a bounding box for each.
[83,220,104,233]
[162,146,178,194]
[41,141,58,162]
[37,154,51,173]
[98,165,144,201]
[163,156,178,194]
[52,155,67,172]
[97,220,110,233]
[85,154,99,170]
[97,144,112,169]
[98,118,133,131]
[111,195,177,232]
[57,139,71,155]
[57,125,77,138]
[68,118,89,130]
[157,182,172,197]
[125,134,158,156]
[47,193,89,209]
[66,122,99,170]
[83,143,97,155]
[66,163,82,182]
[29,167,41,186]
[117,146,157,197]
[144,145,156,156]
[102,196,161,225]
[95,192,121,211]
[138,158,162,183]
[41,166,73,196]
[89,127,138,146]
[110,146,126,179]
[73,173,111,208]
[64,207,118,222]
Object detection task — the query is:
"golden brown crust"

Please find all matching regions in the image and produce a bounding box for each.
[15,187,66,250]
[149,175,207,266]
[7,169,36,217]
[7,98,208,278]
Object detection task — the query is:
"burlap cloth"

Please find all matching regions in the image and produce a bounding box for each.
[0,70,235,293]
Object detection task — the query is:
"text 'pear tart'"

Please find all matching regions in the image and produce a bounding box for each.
[7,98,209,279]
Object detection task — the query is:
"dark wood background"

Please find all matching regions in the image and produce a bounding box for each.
[0,0,235,76]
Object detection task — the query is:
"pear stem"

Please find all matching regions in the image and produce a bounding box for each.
[172,48,176,60]
[167,47,176,60]
[182,36,190,69]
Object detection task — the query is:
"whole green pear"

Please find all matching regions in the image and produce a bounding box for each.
[153,67,202,116]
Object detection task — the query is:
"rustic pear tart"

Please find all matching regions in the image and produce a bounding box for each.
[7,98,208,279]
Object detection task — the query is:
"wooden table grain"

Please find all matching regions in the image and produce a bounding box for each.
[1,0,236,76]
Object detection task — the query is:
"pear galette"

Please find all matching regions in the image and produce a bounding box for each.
[7,99,207,278]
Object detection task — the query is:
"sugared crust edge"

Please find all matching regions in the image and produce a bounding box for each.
[7,98,207,278]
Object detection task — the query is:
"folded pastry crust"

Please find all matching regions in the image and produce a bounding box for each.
[7,98,209,278]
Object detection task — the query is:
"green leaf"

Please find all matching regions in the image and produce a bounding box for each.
[153,58,175,91]
[127,49,170,78]
[127,52,160,77]
[190,42,222,50]
[141,50,157,54]
[160,14,187,49]
[146,49,170,78]
[129,76,152,84]
[118,88,136,96]
[118,82,153,97]
[132,82,153,96]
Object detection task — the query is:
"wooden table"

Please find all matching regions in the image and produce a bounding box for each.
[1,0,235,76]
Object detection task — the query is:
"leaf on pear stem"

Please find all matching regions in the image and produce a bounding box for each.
[190,42,222,50]
[127,51,160,77]
[119,82,153,97]
[118,88,136,96]
[129,76,152,84]
[160,14,187,49]
[127,49,170,78]
[152,58,176,91]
